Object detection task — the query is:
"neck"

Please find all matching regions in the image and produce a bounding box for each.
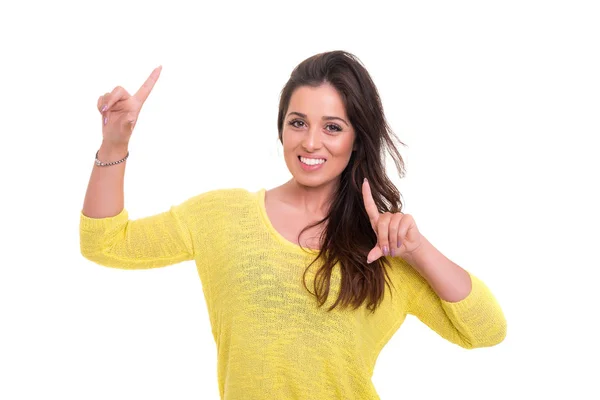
[281,178,339,216]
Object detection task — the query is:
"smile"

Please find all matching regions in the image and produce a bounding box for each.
[299,156,326,165]
[297,156,326,171]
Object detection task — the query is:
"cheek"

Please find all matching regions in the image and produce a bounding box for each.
[281,128,291,144]
[329,137,355,157]
[281,136,293,153]
[282,130,301,151]
[281,140,297,162]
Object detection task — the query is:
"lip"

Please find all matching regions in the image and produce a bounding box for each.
[298,155,326,171]
[298,155,327,160]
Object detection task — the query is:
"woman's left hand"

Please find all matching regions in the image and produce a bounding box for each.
[362,178,424,263]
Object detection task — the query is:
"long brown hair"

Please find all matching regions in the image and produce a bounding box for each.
[277,50,407,313]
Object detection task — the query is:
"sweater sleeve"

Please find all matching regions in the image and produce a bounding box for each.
[407,268,507,349]
[79,197,198,269]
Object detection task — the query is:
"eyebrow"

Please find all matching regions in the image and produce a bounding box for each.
[286,111,350,127]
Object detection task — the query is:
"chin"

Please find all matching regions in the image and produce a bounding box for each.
[293,174,339,189]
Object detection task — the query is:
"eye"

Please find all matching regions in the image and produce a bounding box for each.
[326,124,342,132]
[288,119,305,128]
[287,119,342,133]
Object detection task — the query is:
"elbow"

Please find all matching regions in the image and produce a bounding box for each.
[81,248,101,264]
[79,215,130,269]
[80,241,98,263]
[461,318,508,350]
[80,248,109,267]
[80,237,104,265]
[80,249,126,270]
[80,238,121,269]
[80,230,103,262]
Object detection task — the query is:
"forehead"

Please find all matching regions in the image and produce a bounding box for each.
[288,83,347,118]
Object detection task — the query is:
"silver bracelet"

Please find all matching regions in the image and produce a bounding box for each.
[95,149,129,167]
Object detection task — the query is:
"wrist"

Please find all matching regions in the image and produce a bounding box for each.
[402,236,430,269]
[99,142,129,159]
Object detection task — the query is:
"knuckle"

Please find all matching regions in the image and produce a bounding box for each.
[377,229,388,242]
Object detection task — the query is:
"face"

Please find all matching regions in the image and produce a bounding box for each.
[281,83,356,188]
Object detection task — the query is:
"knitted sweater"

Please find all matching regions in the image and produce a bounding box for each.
[79,187,507,399]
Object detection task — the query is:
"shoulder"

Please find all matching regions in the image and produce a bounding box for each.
[180,187,255,203]
[173,187,259,217]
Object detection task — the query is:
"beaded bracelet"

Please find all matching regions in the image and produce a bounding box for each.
[95,149,129,167]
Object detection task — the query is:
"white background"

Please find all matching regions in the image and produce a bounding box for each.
[1,0,599,399]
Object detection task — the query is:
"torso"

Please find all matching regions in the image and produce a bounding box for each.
[264,187,325,251]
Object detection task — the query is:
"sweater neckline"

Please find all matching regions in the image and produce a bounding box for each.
[256,188,321,255]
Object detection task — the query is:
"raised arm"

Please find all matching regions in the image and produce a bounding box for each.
[361,179,506,349]
[82,65,162,219]
[80,66,197,269]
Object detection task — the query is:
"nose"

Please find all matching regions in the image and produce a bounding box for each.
[302,126,322,151]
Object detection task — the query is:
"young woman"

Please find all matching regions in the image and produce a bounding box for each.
[80,50,506,400]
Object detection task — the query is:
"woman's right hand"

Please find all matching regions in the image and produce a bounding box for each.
[96,66,162,147]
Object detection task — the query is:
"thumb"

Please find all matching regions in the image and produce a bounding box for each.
[367,246,383,264]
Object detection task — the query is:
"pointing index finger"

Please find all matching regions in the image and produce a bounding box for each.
[362,178,379,231]
[134,65,162,103]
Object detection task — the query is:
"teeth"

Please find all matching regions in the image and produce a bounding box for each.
[300,157,325,165]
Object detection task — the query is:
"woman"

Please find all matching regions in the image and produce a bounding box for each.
[80,50,506,399]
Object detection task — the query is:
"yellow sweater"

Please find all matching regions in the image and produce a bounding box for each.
[80,187,507,399]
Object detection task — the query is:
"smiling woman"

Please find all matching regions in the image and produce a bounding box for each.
[282,85,356,178]
[80,50,506,400]
[275,51,409,312]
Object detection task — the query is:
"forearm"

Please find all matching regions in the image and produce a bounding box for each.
[82,141,129,218]
[402,235,472,302]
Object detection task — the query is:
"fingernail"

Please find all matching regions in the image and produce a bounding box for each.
[104,116,107,125]
[397,241,402,248]
[383,246,389,256]
[366,258,372,264]
[391,248,396,257]
[101,104,107,112]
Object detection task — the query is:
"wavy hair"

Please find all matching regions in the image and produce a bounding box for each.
[277,50,407,313]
